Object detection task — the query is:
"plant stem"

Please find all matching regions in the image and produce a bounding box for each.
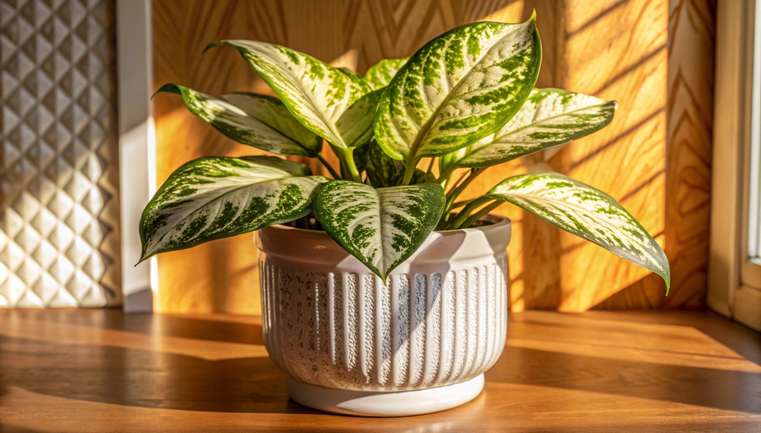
[401,159,417,185]
[455,202,500,229]
[449,200,469,209]
[338,148,361,182]
[449,196,491,228]
[316,154,340,179]
[443,168,484,217]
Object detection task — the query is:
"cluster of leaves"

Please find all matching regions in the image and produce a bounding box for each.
[139,15,670,289]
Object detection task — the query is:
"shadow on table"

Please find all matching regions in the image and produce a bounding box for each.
[13,308,265,346]
[488,344,761,414]
[0,333,307,414]
[2,310,758,417]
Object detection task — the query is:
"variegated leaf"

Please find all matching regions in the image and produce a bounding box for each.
[443,88,616,169]
[140,156,326,260]
[361,140,404,186]
[356,140,435,187]
[314,181,445,279]
[207,41,373,150]
[374,17,541,161]
[335,89,383,151]
[365,58,407,90]
[486,172,670,290]
[157,84,321,156]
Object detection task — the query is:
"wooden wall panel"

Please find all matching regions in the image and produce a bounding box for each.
[548,0,672,311]
[596,0,715,309]
[152,0,714,313]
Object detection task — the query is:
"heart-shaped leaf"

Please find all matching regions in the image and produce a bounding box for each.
[157,83,322,156]
[140,156,326,261]
[314,181,445,279]
[374,17,541,162]
[486,172,670,290]
[442,88,616,169]
[207,41,373,150]
[365,58,407,90]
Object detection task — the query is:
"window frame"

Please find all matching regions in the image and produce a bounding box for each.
[742,0,761,289]
[709,0,761,331]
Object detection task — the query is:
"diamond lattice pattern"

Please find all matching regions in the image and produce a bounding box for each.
[1,0,121,307]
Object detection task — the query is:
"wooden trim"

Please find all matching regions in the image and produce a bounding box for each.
[116,0,158,312]
[741,0,761,293]
[708,0,746,316]
[734,285,761,331]
[709,0,761,330]
[741,260,761,290]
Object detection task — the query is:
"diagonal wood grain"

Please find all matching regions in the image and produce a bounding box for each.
[595,0,714,309]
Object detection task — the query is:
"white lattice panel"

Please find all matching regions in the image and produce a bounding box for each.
[0,0,121,307]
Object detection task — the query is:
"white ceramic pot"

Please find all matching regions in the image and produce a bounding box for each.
[256,218,510,417]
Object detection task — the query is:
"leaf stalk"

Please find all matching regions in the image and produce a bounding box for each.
[455,202,500,229]
[401,160,417,185]
[442,168,484,218]
[449,196,491,228]
[338,148,362,182]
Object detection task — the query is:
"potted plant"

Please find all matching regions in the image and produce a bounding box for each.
[139,14,669,417]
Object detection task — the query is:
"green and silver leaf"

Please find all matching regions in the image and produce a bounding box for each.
[442,88,616,169]
[157,84,321,156]
[361,140,404,186]
[374,17,541,161]
[207,41,373,150]
[365,58,407,90]
[335,89,383,152]
[140,156,326,260]
[357,140,435,187]
[314,181,445,279]
[486,172,670,290]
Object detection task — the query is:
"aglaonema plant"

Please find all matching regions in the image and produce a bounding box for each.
[139,15,670,290]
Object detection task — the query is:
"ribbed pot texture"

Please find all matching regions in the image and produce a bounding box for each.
[256,218,510,391]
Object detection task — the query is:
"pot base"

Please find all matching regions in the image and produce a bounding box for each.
[287,374,484,417]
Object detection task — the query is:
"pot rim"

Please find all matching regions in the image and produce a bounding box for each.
[258,214,510,272]
[266,214,510,236]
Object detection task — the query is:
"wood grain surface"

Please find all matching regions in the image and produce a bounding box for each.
[0,309,758,432]
[151,0,714,313]
[539,0,673,310]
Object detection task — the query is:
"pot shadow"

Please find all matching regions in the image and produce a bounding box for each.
[0,333,309,414]
[14,308,264,346]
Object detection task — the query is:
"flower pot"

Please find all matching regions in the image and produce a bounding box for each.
[256,218,510,417]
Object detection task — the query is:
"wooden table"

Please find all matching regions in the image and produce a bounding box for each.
[0,310,758,432]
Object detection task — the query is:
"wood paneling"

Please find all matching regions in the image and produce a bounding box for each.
[2,309,759,432]
[585,0,715,310]
[544,0,672,310]
[152,0,714,313]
